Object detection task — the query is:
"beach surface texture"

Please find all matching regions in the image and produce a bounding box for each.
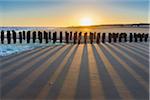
[0,42,149,100]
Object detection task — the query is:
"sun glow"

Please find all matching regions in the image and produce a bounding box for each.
[80,18,93,26]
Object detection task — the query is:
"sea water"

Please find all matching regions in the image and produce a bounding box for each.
[0,27,64,56]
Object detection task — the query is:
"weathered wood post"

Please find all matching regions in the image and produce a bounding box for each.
[23,31,26,40]
[96,33,100,44]
[138,33,143,42]
[144,33,149,42]
[53,31,57,43]
[129,33,133,42]
[38,31,40,43]
[124,33,127,42]
[118,33,122,42]
[102,33,106,43]
[70,31,72,40]
[27,31,31,43]
[84,32,88,44]
[7,31,11,44]
[19,32,22,44]
[112,33,115,42]
[117,33,119,42]
[108,33,112,43]
[38,31,42,43]
[60,31,63,43]
[40,31,43,43]
[12,30,16,44]
[141,33,145,42]
[90,32,93,44]
[44,31,48,43]
[1,30,4,44]
[65,31,69,44]
[32,31,36,43]
[113,33,118,43]
[49,31,51,41]
[134,33,138,42]
[74,31,77,44]
[78,32,82,44]
[94,32,96,39]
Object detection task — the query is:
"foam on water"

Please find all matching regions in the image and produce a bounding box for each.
[0,42,64,56]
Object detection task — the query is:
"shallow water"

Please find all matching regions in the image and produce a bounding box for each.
[0,40,64,56]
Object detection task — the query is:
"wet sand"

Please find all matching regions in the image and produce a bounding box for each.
[0,42,149,100]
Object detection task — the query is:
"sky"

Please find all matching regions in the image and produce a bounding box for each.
[0,0,149,27]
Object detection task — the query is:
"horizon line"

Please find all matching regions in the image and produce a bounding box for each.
[0,23,150,28]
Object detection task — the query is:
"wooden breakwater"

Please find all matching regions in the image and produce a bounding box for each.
[0,30,149,44]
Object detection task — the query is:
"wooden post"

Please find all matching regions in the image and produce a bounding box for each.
[144,33,149,42]
[94,32,96,39]
[90,32,93,44]
[138,33,143,42]
[40,31,43,43]
[113,33,116,43]
[53,31,57,43]
[1,30,4,44]
[78,32,82,44]
[33,31,36,43]
[108,33,112,43]
[141,33,145,42]
[27,31,31,43]
[124,33,127,42]
[7,31,11,44]
[102,33,106,43]
[74,31,77,44]
[96,33,100,44]
[38,31,42,43]
[19,32,22,44]
[38,31,40,43]
[129,33,133,42]
[60,31,63,43]
[84,32,88,44]
[65,31,69,44]
[134,33,138,42]
[23,31,26,40]
[113,33,118,43]
[118,33,122,42]
[70,31,72,40]
[12,30,16,44]
[49,31,51,41]
[44,31,48,43]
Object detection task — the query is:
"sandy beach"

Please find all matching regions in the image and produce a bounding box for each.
[1,0,149,99]
[0,42,149,100]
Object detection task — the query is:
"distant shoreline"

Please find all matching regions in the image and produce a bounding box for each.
[68,23,150,28]
[0,23,150,29]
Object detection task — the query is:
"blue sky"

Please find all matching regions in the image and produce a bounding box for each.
[0,0,149,26]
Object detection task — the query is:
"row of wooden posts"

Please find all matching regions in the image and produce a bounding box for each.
[0,30,149,44]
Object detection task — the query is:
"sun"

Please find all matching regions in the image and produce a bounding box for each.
[80,18,93,26]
